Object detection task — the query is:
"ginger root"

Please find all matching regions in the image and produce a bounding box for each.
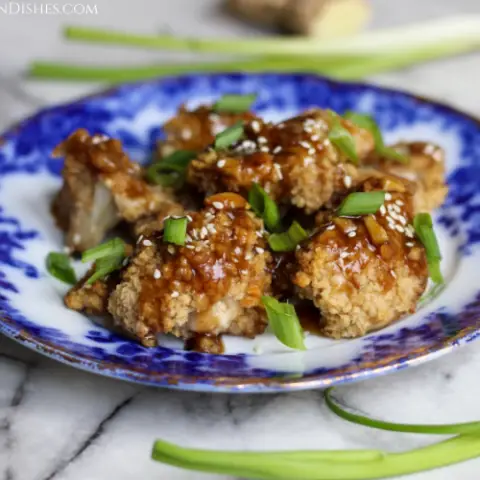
[226,0,371,38]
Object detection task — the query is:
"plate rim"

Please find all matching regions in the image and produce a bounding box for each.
[1,72,479,393]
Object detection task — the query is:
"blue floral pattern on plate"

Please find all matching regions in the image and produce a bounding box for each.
[0,73,479,392]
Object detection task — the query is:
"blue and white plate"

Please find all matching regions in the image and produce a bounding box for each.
[0,73,479,393]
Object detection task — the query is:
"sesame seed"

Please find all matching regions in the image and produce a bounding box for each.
[217,159,226,168]
[257,136,267,144]
[304,156,314,166]
[234,247,242,254]
[273,145,282,154]
[171,291,179,298]
[311,134,320,142]
[212,202,224,210]
[260,146,270,153]
[245,253,253,260]
[395,200,404,206]
[300,141,311,149]
[406,242,415,247]
[91,134,109,145]
[181,129,192,140]
[256,231,263,238]
[185,235,192,243]
[343,176,352,188]
[186,215,193,222]
[399,216,407,225]
[385,193,392,201]
[143,239,152,247]
[168,245,175,254]
[391,271,397,278]
[73,233,82,244]
[348,231,356,238]
[186,245,195,249]
[153,269,161,279]
[326,225,335,231]
[255,247,265,254]
[308,148,316,155]
[340,252,349,259]
[379,205,386,215]
[137,235,144,244]
[251,120,260,133]
[396,225,405,233]
[200,227,208,238]
[274,163,283,180]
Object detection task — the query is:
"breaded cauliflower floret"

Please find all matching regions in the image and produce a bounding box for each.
[108,193,272,347]
[293,175,428,338]
[159,105,260,157]
[188,109,374,213]
[64,267,118,316]
[52,129,181,252]
[363,141,448,213]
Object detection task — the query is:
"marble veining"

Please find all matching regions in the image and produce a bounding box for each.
[1,0,480,478]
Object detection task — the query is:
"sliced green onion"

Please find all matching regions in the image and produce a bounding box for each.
[328,113,359,164]
[325,388,480,435]
[46,252,77,285]
[261,296,305,350]
[82,238,127,285]
[337,191,385,217]
[413,213,443,284]
[81,237,126,263]
[86,254,124,285]
[214,122,244,150]
[268,221,308,252]
[213,94,256,113]
[163,217,188,246]
[344,112,408,163]
[152,434,480,479]
[248,183,281,232]
[146,150,197,188]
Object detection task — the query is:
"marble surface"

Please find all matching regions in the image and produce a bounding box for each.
[1,0,480,478]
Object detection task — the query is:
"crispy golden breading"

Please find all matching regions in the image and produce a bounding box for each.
[64,266,117,316]
[159,105,260,157]
[294,176,429,338]
[188,109,374,213]
[363,141,448,213]
[52,129,180,252]
[108,193,271,346]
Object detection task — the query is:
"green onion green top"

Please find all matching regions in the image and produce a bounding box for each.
[261,296,305,350]
[337,191,385,217]
[413,213,443,284]
[248,183,281,232]
[45,252,77,285]
[213,93,256,113]
[163,217,188,246]
[268,221,308,252]
[344,111,408,163]
[328,112,359,165]
[146,150,197,188]
[82,238,127,285]
[214,121,244,150]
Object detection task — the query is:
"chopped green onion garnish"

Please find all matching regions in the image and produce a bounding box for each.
[328,112,359,165]
[163,217,188,246]
[248,183,281,232]
[414,213,443,283]
[261,296,305,351]
[268,221,308,252]
[82,237,126,263]
[344,111,408,163]
[86,254,124,285]
[337,191,385,217]
[82,238,127,285]
[146,150,197,188]
[214,121,244,150]
[213,94,256,113]
[46,252,77,285]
